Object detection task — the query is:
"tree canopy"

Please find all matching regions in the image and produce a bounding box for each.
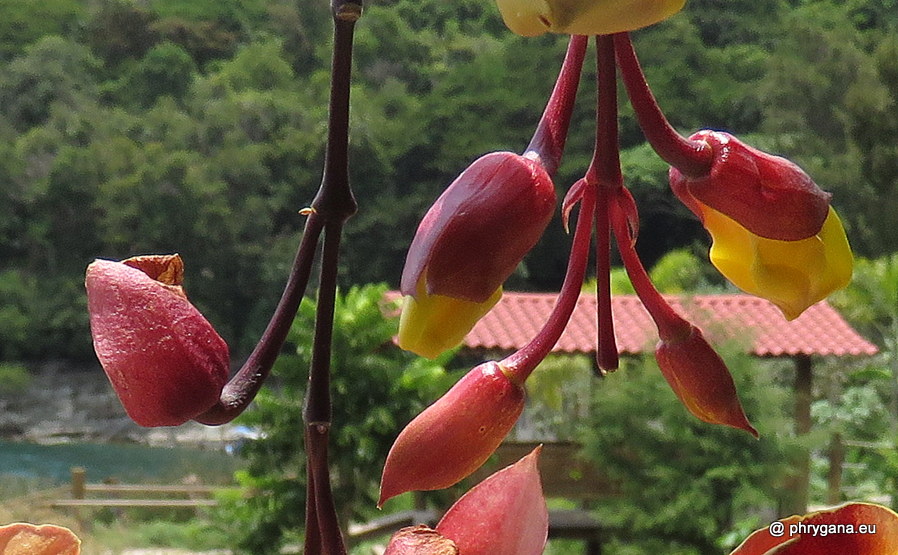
[0,0,895,360]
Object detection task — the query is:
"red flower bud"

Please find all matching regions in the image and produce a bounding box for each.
[655,324,757,437]
[670,130,831,241]
[85,255,229,427]
[436,447,548,555]
[378,361,525,506]
[401,151,556,304]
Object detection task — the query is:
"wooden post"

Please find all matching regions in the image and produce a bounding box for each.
[70,467,87,532]
[71,467,86,500]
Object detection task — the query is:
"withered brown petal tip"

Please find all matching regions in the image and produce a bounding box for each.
[385,525,459,555]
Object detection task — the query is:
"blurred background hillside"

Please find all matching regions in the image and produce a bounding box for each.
[2,0,897,361]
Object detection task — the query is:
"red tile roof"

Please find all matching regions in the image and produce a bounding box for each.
[389,292,878,357]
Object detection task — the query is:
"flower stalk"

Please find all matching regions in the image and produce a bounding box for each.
[502,181,595,383]
[525,34,588,176]
[613,32,712,178]
[591,35,622,372]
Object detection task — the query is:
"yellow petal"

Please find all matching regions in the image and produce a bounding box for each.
[495,0,686,36]
[704,206,852,320]
[397,280,502,359]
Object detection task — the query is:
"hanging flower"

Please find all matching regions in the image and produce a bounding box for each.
[670,131,831,242]
[85,254,229,427]
[378,361,525,505]
[495,0,686,37]
[670,132,852,320]
[398,152,556,359]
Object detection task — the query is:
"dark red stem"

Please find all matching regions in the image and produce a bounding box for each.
[301,3,361,553]
[201,2,359,552]
[591,35,621,373]
[613,32,712,179]
[502,183,595,383]
[525,35,588,176]
[302,223,348,555]
[610,192,689,342]
[193,0,360,428]
[194,214,323,425]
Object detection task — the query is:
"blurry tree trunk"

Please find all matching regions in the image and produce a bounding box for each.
[782,355,813,515]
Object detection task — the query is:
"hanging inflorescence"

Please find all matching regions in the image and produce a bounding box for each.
[80,2,866,554]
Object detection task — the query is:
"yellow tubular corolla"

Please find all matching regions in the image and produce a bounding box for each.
[704,206,853,320]
[398,279,503,359]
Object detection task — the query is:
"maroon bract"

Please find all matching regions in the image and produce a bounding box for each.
[378,361,525,505]
[436,446,548,555]
[85,255,229,427]
[670,130,831,241]
[400,151,556,303]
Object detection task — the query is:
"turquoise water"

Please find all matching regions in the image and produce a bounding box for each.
[0,440,241,484]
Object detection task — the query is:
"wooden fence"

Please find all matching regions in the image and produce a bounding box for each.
[49,467,222,512]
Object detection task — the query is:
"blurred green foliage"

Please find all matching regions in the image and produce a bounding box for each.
[0,361,29,395]
[577,348,795,554]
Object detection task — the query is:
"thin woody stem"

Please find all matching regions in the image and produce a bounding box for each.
[194,212,322,426]
[591,35,620,373]
[502,183,595,383]
[194,1,361,428]
[303,222,349,555]
[201,1,359,551]
[524,35,588,176]
[613,32,712,179]
[301,3,361,553]
[313,5,360,221]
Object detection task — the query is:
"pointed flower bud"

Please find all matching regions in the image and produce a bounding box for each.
[379,361,525,505]
[398,152,556,358]
[436,447,548,555]
[671,130,831,242]
[495,0,686,37]
[85,255,229,427]
[729,503,898,555]
[655,323,757,436]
